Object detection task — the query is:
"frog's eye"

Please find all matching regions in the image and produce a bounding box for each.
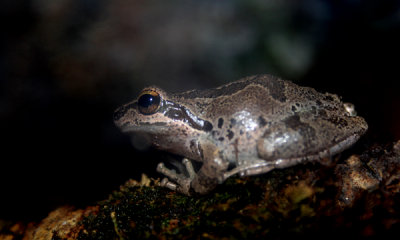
[137,90,161,115]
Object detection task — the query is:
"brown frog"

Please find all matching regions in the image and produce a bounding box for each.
[114,74,368,195]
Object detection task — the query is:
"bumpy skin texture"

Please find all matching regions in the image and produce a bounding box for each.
[114,74,368,195]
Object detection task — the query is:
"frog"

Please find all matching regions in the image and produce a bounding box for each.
[114,74,368,195]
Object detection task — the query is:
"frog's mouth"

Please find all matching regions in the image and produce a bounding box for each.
[119,122,169,135]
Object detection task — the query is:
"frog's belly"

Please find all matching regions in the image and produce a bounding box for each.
[222,137,260,167]
[222,142,273,180]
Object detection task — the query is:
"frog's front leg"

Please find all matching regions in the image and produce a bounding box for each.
[157,158,195,194]
[157,147,228,195]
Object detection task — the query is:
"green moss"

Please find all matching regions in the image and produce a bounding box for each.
[76,143,400,239]
[76,164,327,239]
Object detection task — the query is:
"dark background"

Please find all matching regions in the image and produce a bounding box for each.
[1,0,399,221]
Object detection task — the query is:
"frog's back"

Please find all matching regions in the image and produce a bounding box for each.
[175,74,367,167]
[217,75,368,166]
[175,74,330,120]
[173,75,319,120]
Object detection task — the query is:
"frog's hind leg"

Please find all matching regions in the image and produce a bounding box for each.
[222,159,275,180]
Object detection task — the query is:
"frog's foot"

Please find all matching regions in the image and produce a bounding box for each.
[157,158,195,195]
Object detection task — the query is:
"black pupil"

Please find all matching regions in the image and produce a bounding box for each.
[138,94,159,108]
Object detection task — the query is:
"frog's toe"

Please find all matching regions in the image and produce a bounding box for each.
[160,177,177,191]
[157,162,179,182]
[182,158,196,179]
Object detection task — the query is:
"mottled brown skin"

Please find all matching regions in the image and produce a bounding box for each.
[114,74,368,195]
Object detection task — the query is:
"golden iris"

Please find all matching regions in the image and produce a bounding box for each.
[137,90,161,115]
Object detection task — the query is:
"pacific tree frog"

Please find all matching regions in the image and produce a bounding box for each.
[114,75,368,195]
